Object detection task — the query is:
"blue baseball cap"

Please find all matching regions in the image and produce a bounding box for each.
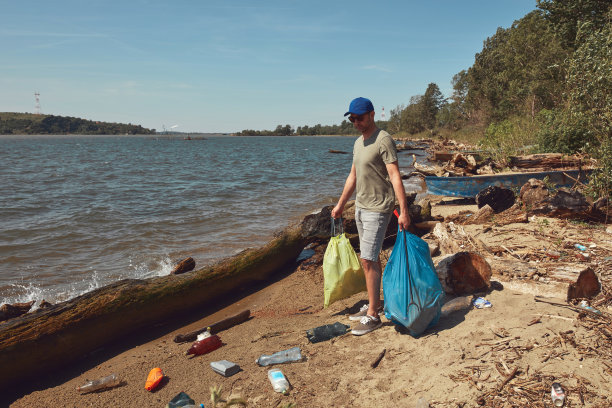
[344,97,374,116]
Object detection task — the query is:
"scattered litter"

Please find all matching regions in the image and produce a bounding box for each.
[145,367,164,391]
[186,330,222,356]
[256,346,302,366]
[578,300,601,315]
[210,360,241,377]
[306,322,349,343]
[268,368,290,394]
[576,252,590,261]
[77,373,120,394]
[166,391,195,408]
[551,382,565,407]
[473,297,492,309]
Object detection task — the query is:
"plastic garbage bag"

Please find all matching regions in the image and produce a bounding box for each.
[323,218,365,308]
[383,228,444,337]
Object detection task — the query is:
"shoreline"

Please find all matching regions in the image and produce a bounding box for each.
[5,199,611,407]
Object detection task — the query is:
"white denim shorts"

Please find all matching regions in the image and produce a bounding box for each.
[355,207,393,261]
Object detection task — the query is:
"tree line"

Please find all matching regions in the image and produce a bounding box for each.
[0,113,155,135]
[234,120,390,136]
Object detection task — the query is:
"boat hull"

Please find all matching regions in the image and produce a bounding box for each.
[425,169,591,198]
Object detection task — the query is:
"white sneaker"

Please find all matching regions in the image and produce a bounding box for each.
[348,304,369,321]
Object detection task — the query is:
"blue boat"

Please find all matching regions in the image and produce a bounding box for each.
[425,169,592,198]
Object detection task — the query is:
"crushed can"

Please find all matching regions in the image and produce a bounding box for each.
[551,382,565,407]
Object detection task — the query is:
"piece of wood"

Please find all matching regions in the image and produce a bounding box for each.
[174,309,251,343]
[370,348,386,368]
[465,204,494,225]
[171,257,196,275]
[498,366,518,391]
[435,252,492,295]
[490,259,602,301]
[548,265,601,301]
[0,301,35,323]
[432,222,462,255]
[0,221,311,390]
[508,153,589,169]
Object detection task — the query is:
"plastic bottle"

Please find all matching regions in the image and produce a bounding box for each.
[551,382,565,407]
[574,243,587,251]
[268,369,290,394]
[256,347,302,366]
[185,334,222,356]
[76,373,120,393]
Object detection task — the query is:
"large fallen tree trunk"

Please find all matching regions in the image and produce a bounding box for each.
[0,218,322,390]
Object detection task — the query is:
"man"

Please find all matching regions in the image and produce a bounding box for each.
[331,97,410,336]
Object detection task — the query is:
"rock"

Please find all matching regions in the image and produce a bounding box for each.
[171,257,196,275]
[435,252,492,295]
[519,179,550,211]
[476,186,515,213]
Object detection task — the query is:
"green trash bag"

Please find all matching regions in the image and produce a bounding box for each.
[323,218,365,308]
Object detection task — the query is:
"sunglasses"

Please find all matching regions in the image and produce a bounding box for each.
[348,113,369,123]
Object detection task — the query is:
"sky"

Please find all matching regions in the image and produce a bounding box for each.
[1,0,538,133]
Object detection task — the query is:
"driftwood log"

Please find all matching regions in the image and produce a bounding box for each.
[0,217,323,390]
[435,252,492,295]
[508,153,591,169]
[173,309,251,343]
[488,259,601,301]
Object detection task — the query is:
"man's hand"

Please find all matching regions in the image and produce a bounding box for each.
[397,212,411,231]
[331,204,343,219]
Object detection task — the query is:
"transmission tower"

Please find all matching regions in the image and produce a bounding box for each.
[380,106,386,120]
[34,92,41,114]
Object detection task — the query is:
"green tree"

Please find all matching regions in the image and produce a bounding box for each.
[537,0,611,49]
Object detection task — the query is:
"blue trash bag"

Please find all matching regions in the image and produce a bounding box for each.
[383,228,444,337]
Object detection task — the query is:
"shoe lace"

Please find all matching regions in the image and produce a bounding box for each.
[359,315,378,324]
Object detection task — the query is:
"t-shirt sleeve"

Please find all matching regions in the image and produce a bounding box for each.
[379,134,398,164]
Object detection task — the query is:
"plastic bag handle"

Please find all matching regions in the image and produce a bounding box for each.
[331,217,344,237]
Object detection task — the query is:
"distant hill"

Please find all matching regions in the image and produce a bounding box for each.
[0,112,155,135]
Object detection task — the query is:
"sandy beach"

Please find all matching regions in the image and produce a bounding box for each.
[6,201,612,408]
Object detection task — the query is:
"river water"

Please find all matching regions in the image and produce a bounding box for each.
[0,135,427,306]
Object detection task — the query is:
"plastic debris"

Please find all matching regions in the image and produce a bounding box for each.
[210,360,241,377]
[551,382,565,407]
[256,347,302,366]
[306,322,349,343]
[473,297,492,309]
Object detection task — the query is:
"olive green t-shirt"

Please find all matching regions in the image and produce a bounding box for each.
[352,129,398,213]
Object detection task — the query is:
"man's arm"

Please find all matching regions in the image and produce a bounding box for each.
[331,164,356,219]
[386,161,411,230]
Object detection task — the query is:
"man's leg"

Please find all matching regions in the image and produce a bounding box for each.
[362,258,382,317]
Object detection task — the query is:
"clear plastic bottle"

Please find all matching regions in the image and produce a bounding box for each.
[268,369,290,394]
[256,347,302,366]
[76,373,120,393]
